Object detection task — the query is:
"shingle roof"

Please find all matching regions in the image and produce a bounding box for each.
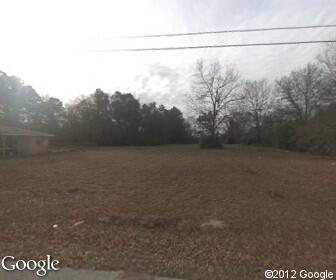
[0,125,54,137]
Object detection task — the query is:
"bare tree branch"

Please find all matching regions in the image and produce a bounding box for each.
[190,59,241,136]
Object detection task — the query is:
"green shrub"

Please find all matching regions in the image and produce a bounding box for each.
[199,135,223,149]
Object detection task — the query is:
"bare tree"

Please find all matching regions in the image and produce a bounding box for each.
[191,59,241,136]
[276,63,324,122]
[317,42,336,101]
[242,79,272,142]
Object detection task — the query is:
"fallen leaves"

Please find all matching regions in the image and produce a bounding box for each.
[0,145,335,279]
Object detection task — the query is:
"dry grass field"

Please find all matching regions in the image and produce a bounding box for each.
[0,145,335,279]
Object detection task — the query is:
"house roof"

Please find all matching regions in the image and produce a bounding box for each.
[0,125,54,137]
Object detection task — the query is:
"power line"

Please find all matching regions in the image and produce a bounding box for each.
[97,40,336,52]
[115,24,336,39]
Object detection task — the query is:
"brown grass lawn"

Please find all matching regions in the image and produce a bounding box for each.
[0,145,335,279]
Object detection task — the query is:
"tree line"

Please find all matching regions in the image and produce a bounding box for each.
[0,74,191,145]
[64,90,192,145]
[191,43,336,154]
[1,42,336,154]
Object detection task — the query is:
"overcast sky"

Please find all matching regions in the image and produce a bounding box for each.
[1,0,336,109]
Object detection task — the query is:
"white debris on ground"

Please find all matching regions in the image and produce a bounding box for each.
[72,220,85,228]
[200,219,225,229]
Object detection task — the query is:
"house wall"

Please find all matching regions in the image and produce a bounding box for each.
[17,136,49,155]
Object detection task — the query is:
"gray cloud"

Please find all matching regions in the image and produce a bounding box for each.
[132,63,192,110]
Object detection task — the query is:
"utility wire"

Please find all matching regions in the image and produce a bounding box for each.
[97,40,336,52]
[114,24,336,39]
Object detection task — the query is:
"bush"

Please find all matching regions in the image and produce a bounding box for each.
[274,121,298,150]
[296,118,336,155]
[199,135,223,149]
